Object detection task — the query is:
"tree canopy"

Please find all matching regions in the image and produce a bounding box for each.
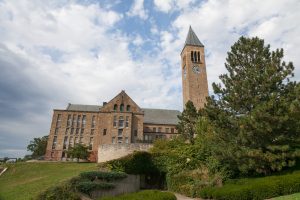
[202,36,300,175]
[67,144,90,162]
[27,135,48,158]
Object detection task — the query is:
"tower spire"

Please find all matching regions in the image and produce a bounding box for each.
[184,26,204,47]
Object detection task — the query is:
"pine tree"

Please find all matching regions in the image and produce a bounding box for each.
[204,37,300,175]
[177,101,198,144]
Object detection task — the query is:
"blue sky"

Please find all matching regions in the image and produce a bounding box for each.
[0,0,300,158]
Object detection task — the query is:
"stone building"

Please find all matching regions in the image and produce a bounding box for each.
[45,26,208,162]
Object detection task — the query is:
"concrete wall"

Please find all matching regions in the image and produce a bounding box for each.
[98,143,153,163]
[90,175,140,199]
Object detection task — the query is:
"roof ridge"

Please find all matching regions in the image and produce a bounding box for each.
[142,108,181,112]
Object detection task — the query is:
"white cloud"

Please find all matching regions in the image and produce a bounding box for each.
[157,0,300,94]
[153,0,195,13]
[127,0,148,20]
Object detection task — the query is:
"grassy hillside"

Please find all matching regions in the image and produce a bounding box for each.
[272,193,300,200]
[0,162,97,200]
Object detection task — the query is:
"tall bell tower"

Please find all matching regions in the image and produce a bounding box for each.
[181,26,209,110]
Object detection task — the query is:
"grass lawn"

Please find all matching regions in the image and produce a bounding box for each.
[0,162,97,200]
[272,193,300,200]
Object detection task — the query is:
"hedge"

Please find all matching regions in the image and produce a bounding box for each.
[76,181,115,194]
[35,183,81,200]
[199,171,300,200]
[79,171,127,181]
[100,190,176,200]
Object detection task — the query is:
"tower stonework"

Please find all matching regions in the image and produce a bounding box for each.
[181,26,209,110]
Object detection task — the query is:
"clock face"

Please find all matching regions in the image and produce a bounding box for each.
[192,65,201,74]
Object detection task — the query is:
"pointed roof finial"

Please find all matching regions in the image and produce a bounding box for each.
[184,25,204,47]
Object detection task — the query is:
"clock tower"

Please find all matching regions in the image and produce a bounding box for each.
[181,26,209,110]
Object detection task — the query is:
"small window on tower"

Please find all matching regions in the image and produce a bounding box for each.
[198,51,201,62]
[191,51,194,62]
[194,51,197,62]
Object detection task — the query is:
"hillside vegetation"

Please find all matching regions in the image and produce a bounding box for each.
[0,162,97,200]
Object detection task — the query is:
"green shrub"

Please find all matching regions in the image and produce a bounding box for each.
[76,181,115,194]
[79,171,127,181]
[36,183,80,200]
[100,190,176,200]
[104,151,161,175]
[198,171,300,200]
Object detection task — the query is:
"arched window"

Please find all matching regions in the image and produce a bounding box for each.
[126,105,131,112]
[113,104,118,111]
[194,51,197,62]
[120,104,124,112]
[191,51,194,62]
[198,51,200,62]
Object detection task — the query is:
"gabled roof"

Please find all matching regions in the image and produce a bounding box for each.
[66,104,101,112]
[184,26,204,47]
[143,108,181,125]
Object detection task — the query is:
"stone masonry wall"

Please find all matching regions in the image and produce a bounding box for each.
[98,143,153,163]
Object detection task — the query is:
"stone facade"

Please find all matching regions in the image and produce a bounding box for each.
[45,91,180,162]
[181,27,209,110]
[45,26,208,162]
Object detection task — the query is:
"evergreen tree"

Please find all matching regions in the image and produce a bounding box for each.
[177,101,198,144]
[204,36,300,175]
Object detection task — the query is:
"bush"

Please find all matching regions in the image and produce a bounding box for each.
[76,181,115,194]
[36,183,80,200]
[100,190,176,200]
[103,151,160,175]
[79,171,127,181]
[198,171,300,200]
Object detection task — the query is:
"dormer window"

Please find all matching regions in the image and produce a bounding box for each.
[120,104,124,112]
[113,104,118,111]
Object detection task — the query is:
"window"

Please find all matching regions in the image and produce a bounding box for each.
[77,115,81,127]
[191,51,194,62]
[125,116,129,127]
[113,115,117,127]
[56,114,62,127]
[75,137,78,144]
[76,128,79,135]
[118,137,123,143]
[112,137,116,144]
[70,128,74,135]
[125,137,129,144]
[118,116,124,128]
[198,51,200,62]
[54,128,59,135]
[67,115,71,127]
[69,136,73,147]
[194,51,197,62]
[89,137,94,150]
[165,128,169,133]
[158,127,162,132]
[72,115,76,127]
[63,136,68,149]
[118,129,123,136]
[103,129,107,135]
[113,104,118,111]
[91,129,95,135]
[153,127,156,132]
[120,104,124,112]
[79,137,83,144]
[65,128,69,135]
[52,136,57,150]
[144,135,148,141]
[171,128,174,133]
[126,105,131,112]
[82,115,86,128]
[134,130,138,137]
[62,152,66,158]
[80,129,84,135]
[91,116,96,128]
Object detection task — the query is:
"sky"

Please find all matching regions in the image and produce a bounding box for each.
[0,0,299,158]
